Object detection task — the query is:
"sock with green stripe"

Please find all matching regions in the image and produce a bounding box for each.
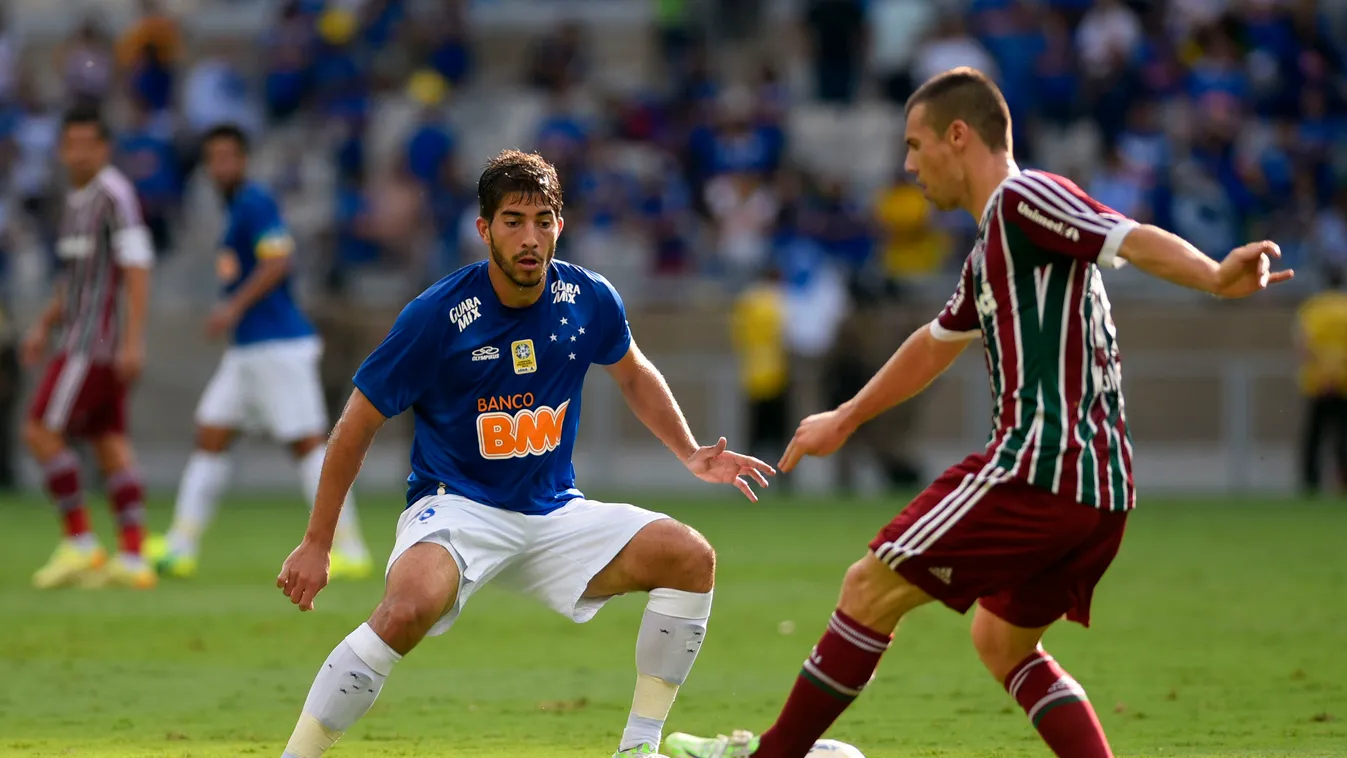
[1005,650,1113,758]
[757,610,890,757]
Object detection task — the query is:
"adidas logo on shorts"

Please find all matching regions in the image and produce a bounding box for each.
[928,566,953,585]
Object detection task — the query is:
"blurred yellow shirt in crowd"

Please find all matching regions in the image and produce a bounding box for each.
[874,183,947,278]
[117,14,181,67]
[1297,291,1347,396]
[731,283,788,400]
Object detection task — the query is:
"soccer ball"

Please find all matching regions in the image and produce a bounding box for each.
[807,739,865,757]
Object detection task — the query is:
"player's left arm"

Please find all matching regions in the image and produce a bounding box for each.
[222,209,296,321]
[1003,171,1292,297]
[593,273,772,499]
[604,342,774,500]
[108,182,155,383]
[603,341,699,462]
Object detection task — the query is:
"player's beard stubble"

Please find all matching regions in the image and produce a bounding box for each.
[489,235,554,290]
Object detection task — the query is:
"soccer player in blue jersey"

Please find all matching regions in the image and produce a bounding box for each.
[146,124,371,579]
[274,150,775,758]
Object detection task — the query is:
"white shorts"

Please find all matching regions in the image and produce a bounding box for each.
[386,494,669,637]
[195,336,328,442]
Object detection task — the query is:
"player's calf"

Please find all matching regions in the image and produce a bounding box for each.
[971,606,1114,758]
[23,421,100,580]
[282,542,458,758]
[729,554,925,757]
[586,520,716,755]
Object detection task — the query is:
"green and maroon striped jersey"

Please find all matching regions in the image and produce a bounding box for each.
[931,169,1139,511]
[55,166,154,362]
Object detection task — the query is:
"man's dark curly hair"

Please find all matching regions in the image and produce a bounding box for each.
[477,149,564,221]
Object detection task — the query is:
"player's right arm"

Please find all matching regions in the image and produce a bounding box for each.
[278,295,446,611]
[21,280,66,366]
[778,260,976,471]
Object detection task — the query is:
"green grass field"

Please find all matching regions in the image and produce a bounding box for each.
[2,493,1345,758]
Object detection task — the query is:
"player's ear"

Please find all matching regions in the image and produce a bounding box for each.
[475,216,490,244]
[947,120,968,150]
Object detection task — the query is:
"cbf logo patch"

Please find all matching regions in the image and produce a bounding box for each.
[512,339,537,375]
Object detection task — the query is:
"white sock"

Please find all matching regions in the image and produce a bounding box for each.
[297,446,368,560]
[282,623,402,758]
[620,588,714,751]
[167,451,232,557]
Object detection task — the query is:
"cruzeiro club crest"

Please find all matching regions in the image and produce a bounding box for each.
[512,339,537,375]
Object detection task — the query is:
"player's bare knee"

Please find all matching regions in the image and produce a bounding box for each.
[670,523,716,593]
[91,435,134,474]
[368,597,439,655]
[637,519,714,594]
[289,435,325,458]
[195,426,235,453]
[22,420,62,459]
[838,553,929,633]
[970,607,1043,681]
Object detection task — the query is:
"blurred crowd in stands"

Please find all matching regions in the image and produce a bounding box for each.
[0,0,1342,306]
[0,0,1341,493]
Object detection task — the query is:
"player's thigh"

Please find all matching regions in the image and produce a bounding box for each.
[499,498,670,623]
[372,542,462,655]
[194,350,247,431]
[869,454,1099,617]
[81,363,128,443]
[583,517,715,596]
[979,509,1128,630]
[27,353,96,438]
[383,494,529,638]
[253,338,328,443]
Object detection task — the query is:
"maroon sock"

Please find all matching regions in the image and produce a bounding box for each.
[756,610,891,758]
[43,451,89,539]
[107,468,146,555]
[1005,651,1113,758]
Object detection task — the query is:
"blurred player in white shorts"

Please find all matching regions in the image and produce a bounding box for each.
[145,125,370,579]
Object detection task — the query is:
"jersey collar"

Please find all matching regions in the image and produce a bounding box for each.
[979,163,1022,227]
[68,166,112,208]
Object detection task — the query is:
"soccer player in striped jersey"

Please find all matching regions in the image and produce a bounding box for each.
[24,106,156,590]
[666,68,1293,758]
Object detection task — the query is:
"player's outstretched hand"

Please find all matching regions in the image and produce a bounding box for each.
[276,539,330,612]
[205,302,240,340]
[778,408,855,473]
[685,437,775,502]
[1215,240,1294,299]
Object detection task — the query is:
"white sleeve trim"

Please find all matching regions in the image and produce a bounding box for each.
[1098,219,1139,270]
[113,226,155,269]
[929,319,980,342]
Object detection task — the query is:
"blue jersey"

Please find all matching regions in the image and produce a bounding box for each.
[217,182,316,345]
[354,260,632,514]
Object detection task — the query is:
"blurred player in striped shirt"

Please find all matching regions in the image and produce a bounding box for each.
[24,105,155,590]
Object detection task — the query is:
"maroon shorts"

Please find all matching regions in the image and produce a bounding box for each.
[28,353,127,438]
[869,453,1127,629]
